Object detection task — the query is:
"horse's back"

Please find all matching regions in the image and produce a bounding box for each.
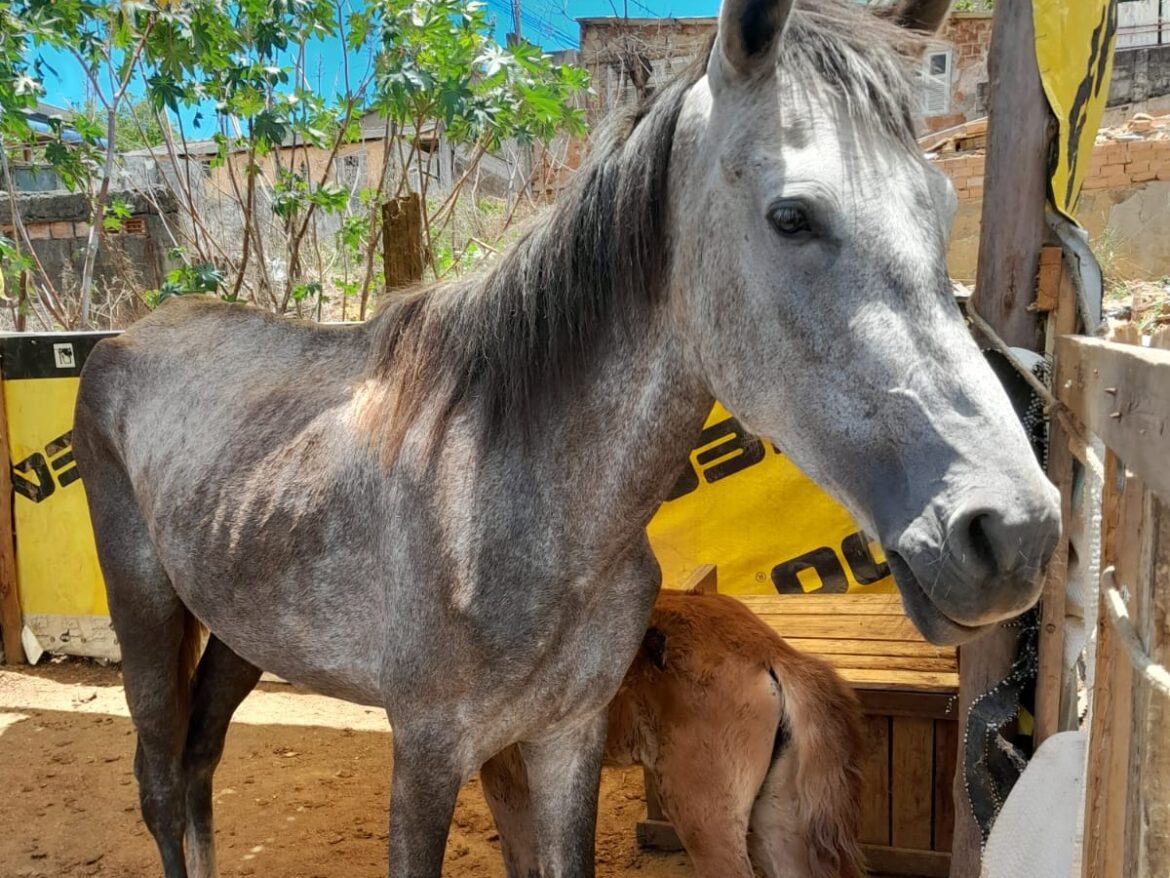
[79,297,368,434]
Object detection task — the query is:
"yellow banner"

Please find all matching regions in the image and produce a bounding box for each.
[647,403,894,596]
[6,376,108,617]
[1034,0,1118,220]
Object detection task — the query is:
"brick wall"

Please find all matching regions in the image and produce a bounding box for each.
[932,137,1170,202]
[938,12,992,123]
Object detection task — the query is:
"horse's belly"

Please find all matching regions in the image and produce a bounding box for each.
[167,556,389,707]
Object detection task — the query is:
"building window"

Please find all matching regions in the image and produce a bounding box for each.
[921,49,953,117]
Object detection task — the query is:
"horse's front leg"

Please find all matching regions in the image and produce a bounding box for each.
[480,744,539,878]
[386,719,474,878]
[518,709,608,878]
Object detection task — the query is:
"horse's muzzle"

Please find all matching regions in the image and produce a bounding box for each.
[887,487,1062,645]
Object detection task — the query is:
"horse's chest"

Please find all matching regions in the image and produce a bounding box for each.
[453,554,662,731]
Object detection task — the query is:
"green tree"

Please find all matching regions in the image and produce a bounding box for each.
[1,0,590,326]
[115,96,170,151]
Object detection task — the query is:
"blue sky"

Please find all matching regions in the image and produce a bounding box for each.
[35,0,720,130]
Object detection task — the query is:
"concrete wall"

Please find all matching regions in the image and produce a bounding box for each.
[1117,0,1164,49]
[578,17,714,124]
[0,188,178,297]
[578,12,993,132]
[934,137,1170,281]
[1109,44,1170,108]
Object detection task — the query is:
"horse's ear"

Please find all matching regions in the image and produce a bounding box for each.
[642,627,668,671]
[889,0,952,34]
[712,0,794,85]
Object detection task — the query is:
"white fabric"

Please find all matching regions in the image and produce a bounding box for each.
[980,730,1086,878]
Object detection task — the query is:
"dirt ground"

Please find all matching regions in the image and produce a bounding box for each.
[0,661,692,878]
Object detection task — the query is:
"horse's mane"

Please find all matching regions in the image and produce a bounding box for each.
[365,0,921,449]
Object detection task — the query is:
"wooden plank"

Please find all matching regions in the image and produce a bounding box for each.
[0,367,24,665]
[1118,471,1152,878]
[810,654,956,673]
[642,767,664,821]
[1136,494,1170,877]
[858,715,891,845]
[736,594,910,615]
[1056,335,1170,501]
[839,669,959,693]
[862,844,951,878]
[1033,245,1063,312]
[749,614,927,642]
[951,626,1019,877]
[892,716,935,850]
[382,193,424,289]
[857,689,958,721]
[783,637,956,660]
[634,818,682,852]
[932,719,958,853]
[675,563,716,595]
[1082,450,1134,878]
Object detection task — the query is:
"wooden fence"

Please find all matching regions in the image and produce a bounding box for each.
[1044,328,1170,878]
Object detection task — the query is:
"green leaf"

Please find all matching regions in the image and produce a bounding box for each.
[291,280,322,302]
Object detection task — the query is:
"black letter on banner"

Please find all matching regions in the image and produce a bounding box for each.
[771,548,848,595]
[841,532,890,585]
[13,453,55,503]
[45,431,80,488]
[694,418,765,484]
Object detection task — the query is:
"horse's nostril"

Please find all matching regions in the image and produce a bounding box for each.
[966,512,997,571]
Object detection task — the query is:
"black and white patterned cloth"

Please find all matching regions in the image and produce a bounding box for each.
[963,348,1052,845]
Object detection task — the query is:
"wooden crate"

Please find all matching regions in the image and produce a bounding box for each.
[638,593,959,878]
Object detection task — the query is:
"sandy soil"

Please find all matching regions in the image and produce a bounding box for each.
[0,661,692,878]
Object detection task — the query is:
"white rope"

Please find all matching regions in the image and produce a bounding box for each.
[964,298,1106,483]
[1101,566,1170,699]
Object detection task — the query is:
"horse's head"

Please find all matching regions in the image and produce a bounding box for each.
[668,0,1060,644]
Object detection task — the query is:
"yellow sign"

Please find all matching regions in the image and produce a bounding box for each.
[6,376,107,617]
[1034,0,1118,220]
[647,403,894,596]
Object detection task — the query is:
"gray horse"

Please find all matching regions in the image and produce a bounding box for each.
[73,0,1059,875]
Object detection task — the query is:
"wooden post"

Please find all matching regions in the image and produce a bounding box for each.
[382,193,424,292]
[950,2,1056,875]
[1033,249,1077,746]
[0,367,25,664]
[970,0,1054,350]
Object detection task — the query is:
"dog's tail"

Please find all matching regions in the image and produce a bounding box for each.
[751,647,866,878]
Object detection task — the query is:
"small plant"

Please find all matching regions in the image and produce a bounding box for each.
[102,199,133,233]
[144,263,225,309]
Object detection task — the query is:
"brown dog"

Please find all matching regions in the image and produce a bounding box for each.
[482,588,866,878]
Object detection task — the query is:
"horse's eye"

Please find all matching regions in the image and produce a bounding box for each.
[769,204,811,237]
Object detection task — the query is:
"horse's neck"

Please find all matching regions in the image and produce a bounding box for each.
[526,314,711,559]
